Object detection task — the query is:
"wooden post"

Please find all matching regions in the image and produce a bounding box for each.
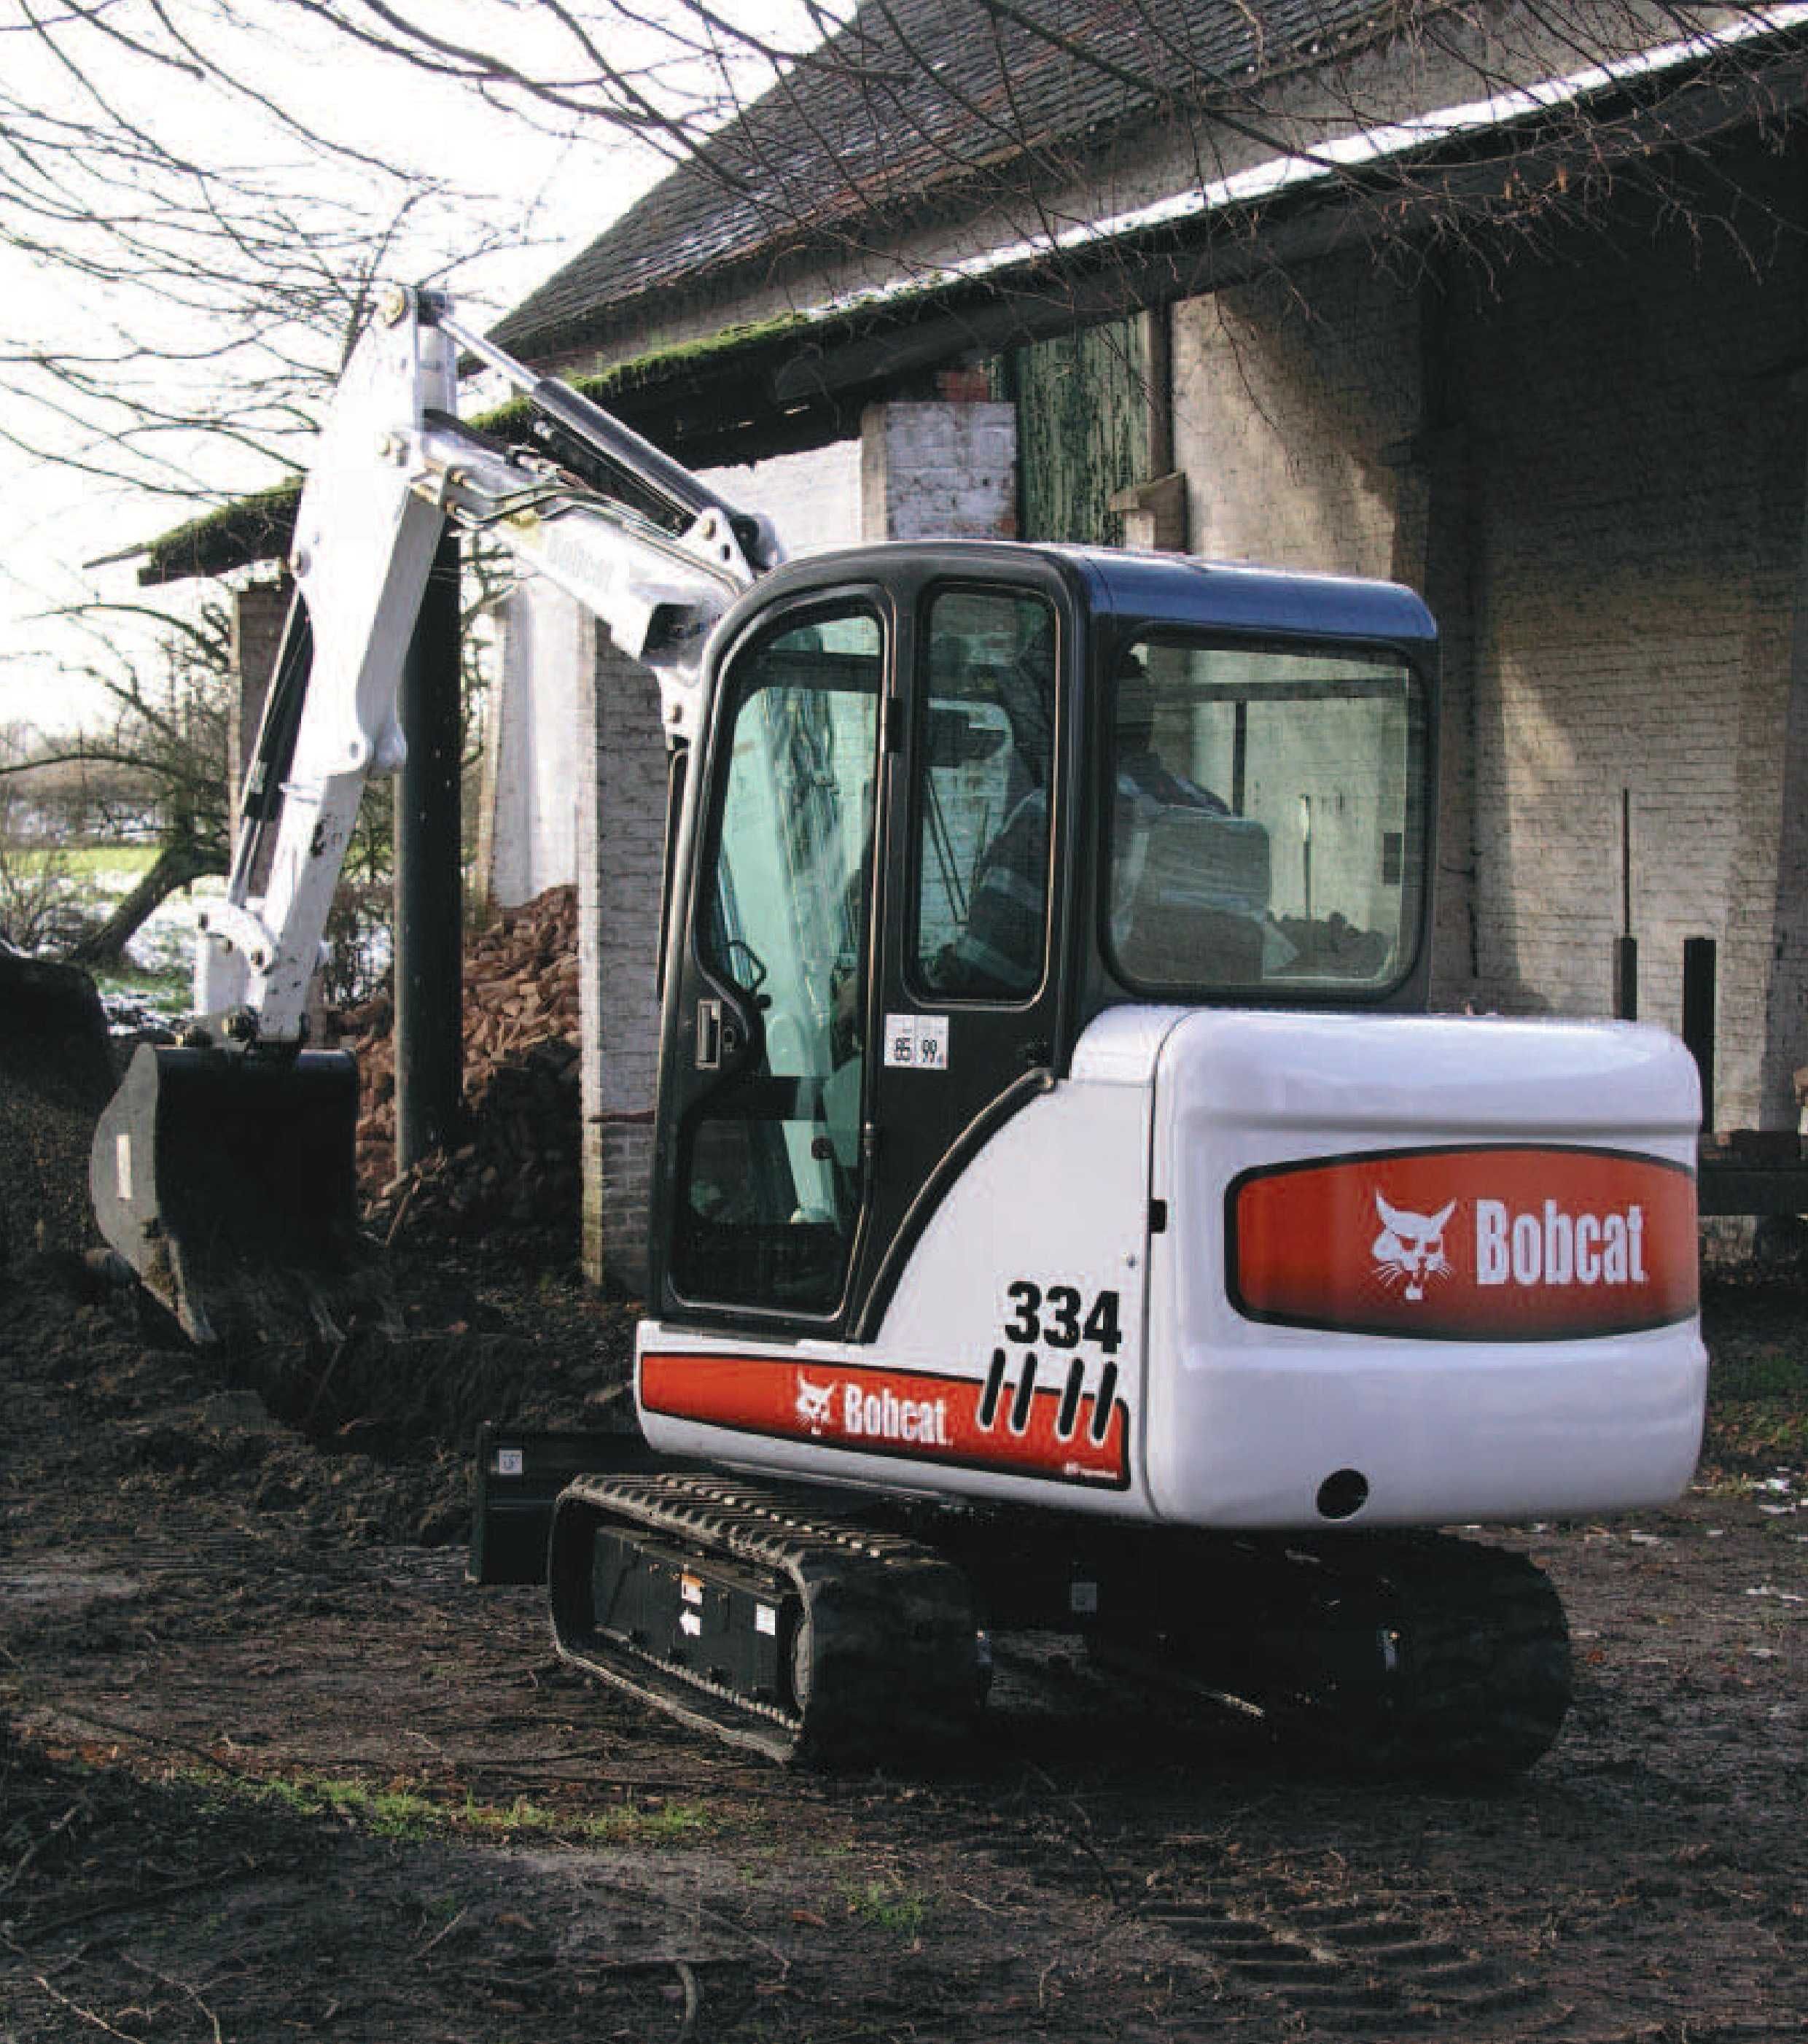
[394,532,463,1172]
[1682,936,1717,1135]
[1613,789,1637,1019]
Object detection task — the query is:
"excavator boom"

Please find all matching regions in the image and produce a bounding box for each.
[90,287,775,1343]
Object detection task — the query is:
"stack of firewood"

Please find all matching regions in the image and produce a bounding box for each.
[338,885,584,1262]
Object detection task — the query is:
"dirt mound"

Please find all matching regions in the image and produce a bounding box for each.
[339,886,582,1266]
[0,948,115,1262]
[0,1240,633,1552]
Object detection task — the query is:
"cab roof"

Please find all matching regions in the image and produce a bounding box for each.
[749,540,1438,649]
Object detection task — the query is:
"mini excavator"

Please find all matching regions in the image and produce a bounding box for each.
[92,288,1707,1773]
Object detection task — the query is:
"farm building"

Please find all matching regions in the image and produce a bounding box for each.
[145,0,1808,1287]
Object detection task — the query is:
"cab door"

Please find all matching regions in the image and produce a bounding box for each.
[655,594,887,1332]
[848,572,1075,1337]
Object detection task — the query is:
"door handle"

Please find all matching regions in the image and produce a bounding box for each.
[695,997,722,1070]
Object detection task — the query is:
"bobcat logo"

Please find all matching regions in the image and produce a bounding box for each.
[1371,1192,1457,1302]
[794,1375,838,1436]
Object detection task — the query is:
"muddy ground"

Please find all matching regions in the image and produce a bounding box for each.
[3,1240,1807,2043]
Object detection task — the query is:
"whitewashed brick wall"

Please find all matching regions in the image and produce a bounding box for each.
[860,402,1018,541]
[1172,261,1420,583]
[1167,224,1808,1130]
[572,436,873,1290]
[577,636,666,1294]
[1459,223,1803,1129]
[703,440,862,555]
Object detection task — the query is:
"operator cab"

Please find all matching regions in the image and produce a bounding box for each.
[652,542,1437,1345]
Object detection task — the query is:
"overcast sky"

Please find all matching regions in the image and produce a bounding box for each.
[0,2,732,737]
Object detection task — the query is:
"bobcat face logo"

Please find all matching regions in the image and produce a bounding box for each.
[794,1375,838,1436]
[1371,1192,1457,1302]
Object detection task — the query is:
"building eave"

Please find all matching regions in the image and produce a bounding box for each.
[136,5,1808,587]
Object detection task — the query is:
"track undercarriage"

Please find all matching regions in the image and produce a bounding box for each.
[547,1471,1571,1777]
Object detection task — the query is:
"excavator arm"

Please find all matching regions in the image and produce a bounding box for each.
[201,286,779,1044]
[93,286,780,1342]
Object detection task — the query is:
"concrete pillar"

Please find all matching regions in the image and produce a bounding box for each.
[860,400,1018,540]
[1758,378,1808,1124]
[1389,274,1478,1013]
[577,634,666,1294]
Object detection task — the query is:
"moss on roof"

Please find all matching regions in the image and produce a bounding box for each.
[138,311,818,586]
[139,481,303,586]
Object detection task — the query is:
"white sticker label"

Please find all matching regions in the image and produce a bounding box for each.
[679,1611,702,1637]
[755,1603,777,1636]
[494,1447,524,1477]
[115,1132,133,1203]
[883,1013,951,1070]
[680,1572,704,1606]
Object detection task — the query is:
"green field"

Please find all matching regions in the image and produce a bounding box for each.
[15,843,161,877]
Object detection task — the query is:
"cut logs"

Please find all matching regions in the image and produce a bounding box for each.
[338,885,582,1265]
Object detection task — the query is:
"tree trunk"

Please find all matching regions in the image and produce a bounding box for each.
[68,838,225,968]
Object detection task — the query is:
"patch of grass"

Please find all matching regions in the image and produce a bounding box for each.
[1704,1326,1808,1472]
[179,1766,717,1849]
[1712,1344,1805,1402]
[90,962,191,1003]
[15,843,162,878]
[842,1878,927,1939]
[459,1790,714,1845]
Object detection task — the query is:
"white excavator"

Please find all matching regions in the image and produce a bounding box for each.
[91,287,1706,1772]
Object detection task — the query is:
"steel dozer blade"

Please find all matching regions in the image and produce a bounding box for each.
[90,1041,395,1348]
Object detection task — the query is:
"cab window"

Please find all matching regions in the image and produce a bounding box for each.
[1107,638,1426,995]
[913,588,1058,1001]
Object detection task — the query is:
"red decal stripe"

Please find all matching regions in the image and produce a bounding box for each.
[640,1352,1129,1488]
[1231,1146,1697,1340]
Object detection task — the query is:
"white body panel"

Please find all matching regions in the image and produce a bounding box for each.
[1143,1009,1706,1528]
[639,1070,1157,1515]
[639,1007,1707,1533]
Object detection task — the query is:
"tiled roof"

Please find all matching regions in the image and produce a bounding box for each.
[493,0,1417,361]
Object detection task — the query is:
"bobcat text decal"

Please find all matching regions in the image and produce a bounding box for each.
[640,1352,1129,1488]
[1229,1145,1696,1340]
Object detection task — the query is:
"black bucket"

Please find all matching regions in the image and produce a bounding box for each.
[90,1042,391,1347]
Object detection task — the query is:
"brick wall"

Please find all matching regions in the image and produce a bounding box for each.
[1167,211,1808,1130]
[1457,217,1804,1130]
[1172,257,1421,583]
[860,401,1018,541]
[702,440,861,554]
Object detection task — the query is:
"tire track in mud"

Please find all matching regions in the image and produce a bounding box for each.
[1122,1866,1808,2041]
[1133,1883,1544,2037]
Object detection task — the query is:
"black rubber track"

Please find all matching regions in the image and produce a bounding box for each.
[1091,1531,1572,1779]
[548,1472,982,1767]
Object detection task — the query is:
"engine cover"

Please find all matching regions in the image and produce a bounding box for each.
[1144,1009,1706,1528]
